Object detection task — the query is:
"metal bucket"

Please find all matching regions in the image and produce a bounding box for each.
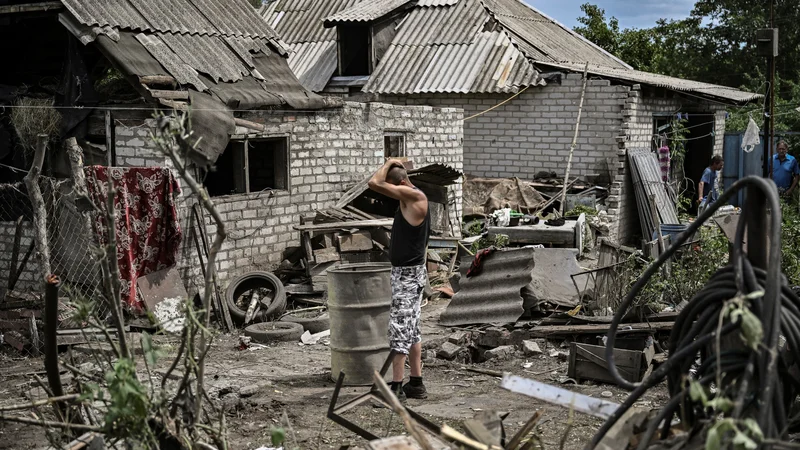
[653,223,689,243]
[327,263,392,385]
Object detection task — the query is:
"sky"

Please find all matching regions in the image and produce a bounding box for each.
[525,0,696,30]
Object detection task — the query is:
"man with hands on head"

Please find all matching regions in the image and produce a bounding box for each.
[367,159,430,401]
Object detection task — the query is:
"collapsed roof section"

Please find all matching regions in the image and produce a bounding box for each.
[56,0,342,164]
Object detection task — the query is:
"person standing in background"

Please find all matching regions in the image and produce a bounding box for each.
[698,155,724,213]
[772,140,800,201]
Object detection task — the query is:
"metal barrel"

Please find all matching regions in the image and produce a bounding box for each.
[327,262,392,385]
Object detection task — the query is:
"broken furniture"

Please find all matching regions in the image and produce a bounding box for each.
[285,163,462,297]
[567,342,654,385]
[488,213,586,256]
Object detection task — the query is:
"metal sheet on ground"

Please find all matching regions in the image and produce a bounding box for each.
[501,374,620,420]
[136,267,188,334]
[523,248,592,310]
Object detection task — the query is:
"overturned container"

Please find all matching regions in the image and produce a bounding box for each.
[327,263,392,385]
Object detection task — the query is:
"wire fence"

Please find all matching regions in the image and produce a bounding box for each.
[0,177,108,357]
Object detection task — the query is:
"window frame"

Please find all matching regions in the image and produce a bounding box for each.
[203,135,291,197]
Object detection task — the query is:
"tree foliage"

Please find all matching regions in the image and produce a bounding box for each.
[574,1,800,132]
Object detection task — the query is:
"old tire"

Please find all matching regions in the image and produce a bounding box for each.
[226,271,286,325]
[280,311,330,334]
[244,322,304,343]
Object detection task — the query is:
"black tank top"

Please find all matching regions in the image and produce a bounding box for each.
[389,196,430,267]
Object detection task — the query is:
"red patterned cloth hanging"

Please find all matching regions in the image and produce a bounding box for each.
[658,145,671,182]
[84,166,182,313]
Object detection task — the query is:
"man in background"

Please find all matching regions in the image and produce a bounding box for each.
[698,155,724,213]
[772,140,800,200]
[368,159,430,401]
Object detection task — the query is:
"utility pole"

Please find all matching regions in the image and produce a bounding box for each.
[758,0,778,178]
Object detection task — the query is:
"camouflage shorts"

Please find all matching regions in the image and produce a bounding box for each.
[388,265,426,354]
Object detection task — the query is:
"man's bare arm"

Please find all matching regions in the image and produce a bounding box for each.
[368,160,425,204]
[697,181,705,203]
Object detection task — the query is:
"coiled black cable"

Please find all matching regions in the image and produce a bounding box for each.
[588,176,791,449]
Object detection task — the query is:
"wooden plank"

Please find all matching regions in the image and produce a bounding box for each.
[314,247,341,264]
[335,174,372,209]
[530,321,673,337]
[568,342,643,384]
[488,224,576,246]
[149,89,189,100]
[338,231,374,252]
[295,219,394,232]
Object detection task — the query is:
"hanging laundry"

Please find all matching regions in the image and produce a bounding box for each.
[742,117,761,153]
[658,144,671,182]
[84,166,183,312]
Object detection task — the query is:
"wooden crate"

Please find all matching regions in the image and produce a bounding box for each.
[568,342,649,385]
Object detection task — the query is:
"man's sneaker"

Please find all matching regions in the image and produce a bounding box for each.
[402,382,428,399]
[373,383,406,408]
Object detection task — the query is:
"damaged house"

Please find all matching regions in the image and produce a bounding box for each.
[263,0,759,243]
[0,0,464,331]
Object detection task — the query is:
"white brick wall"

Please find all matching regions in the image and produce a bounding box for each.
[381,75,728,244]
[115,102,465,290]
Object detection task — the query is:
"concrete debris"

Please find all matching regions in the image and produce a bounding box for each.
[424,350,437,362]
[484,345,516,361]
[476,327,510,348]
[522,340,542,356]
[437,342,464,360]
[448,331,470,345]
[221,392,242,412]
[239,384,262,398]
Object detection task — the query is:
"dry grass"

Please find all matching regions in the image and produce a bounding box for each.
[10,97,61,152]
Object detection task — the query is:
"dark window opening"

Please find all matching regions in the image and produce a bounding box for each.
[339,26,371,76]
[203,138,289,197]
[384,133,405,158]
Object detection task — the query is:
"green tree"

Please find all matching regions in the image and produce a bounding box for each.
[574,1,800,132]
[574,4,621,56]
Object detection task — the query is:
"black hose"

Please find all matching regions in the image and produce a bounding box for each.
[590,176,792,449]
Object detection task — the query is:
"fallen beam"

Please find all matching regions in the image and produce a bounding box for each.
[294,219,393,232]
[529,321,673,337]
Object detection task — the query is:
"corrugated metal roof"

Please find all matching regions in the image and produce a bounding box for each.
[543,62,761,104]
[482,0,630,69]
[59,0,335,111]
[266,0,755,102]
[393,0,485,46]
[324,0,411,26]
[417,0,459,5]
[439,248,535,326]
[265,0,360,43]
[61,0,279,40]
[364,29,539,94]
[287,41,339,92]
[289,41,337,92]
[159,33,250,83]
[408,163,463,185]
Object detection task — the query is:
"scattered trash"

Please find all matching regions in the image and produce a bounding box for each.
[601,391,613,398]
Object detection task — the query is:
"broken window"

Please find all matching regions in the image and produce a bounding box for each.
[338,25,371,76]
[384,133,406,158]
[203,137,289,197]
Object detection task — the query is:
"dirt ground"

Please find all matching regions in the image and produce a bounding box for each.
[0,296,669,449]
